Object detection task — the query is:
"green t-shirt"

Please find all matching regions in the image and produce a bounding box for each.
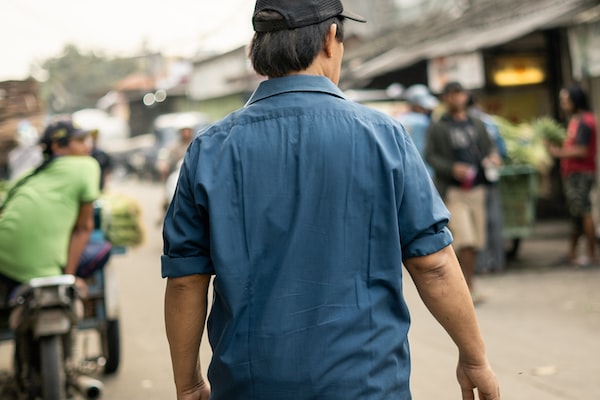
[0,156,100,282]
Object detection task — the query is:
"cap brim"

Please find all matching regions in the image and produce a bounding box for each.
[340,10,367,23]
[420,96,439,110]
[72,128,97,138]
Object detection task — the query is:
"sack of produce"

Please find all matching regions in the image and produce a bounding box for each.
[98,192,145,248]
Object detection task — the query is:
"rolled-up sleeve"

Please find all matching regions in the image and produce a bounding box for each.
[396,126,453,259]
[162,141,214,278]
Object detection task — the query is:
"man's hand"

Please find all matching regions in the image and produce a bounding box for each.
[452,162,475,182]
[482,153,503,167]
[178,379,210,400]
[457,361,500,400]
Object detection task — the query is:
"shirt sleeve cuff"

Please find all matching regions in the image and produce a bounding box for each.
[161,255,214,278]
[402,227,453,259]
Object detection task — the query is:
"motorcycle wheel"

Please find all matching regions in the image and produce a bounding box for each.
[102,319,120,374]
[40,336,66,399]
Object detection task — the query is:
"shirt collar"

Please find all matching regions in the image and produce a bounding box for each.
[245,75,349,106]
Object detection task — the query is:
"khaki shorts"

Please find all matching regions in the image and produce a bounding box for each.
[446,186,487,250]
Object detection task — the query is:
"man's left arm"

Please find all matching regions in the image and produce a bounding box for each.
[404,246,500,400]
[165,274,211,399]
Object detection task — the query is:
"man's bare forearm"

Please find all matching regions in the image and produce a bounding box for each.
[165,274,211,394]
[404,245,487,364]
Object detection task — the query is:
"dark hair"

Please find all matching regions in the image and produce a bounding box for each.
[249,12,345,78]
[40,118,80,155]
[564,83,590,112]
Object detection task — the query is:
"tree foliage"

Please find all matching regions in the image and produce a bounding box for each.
[40,44,140,114]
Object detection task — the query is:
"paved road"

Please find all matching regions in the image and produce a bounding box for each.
[2,178,599,399]
[409,218,600,399]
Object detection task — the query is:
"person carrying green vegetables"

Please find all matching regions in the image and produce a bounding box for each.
[547,83,598,268]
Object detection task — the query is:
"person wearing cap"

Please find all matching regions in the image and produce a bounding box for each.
[0,118,100,301]
[156,126,194,184]
[89,129,113,191]
[162,2,500,400]
[424,81,503,302]
[395,83,439,174]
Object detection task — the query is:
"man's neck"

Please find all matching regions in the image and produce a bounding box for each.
[281,51,339,85]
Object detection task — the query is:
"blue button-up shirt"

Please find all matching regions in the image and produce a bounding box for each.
[162,75,452,399]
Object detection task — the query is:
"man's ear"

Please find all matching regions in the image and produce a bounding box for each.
[324,23,338,58]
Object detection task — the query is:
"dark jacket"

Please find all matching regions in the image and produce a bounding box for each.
[424,113,495,199]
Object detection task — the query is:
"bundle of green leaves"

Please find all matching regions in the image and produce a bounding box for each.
[532,116,567,146]
[492,116,555,173]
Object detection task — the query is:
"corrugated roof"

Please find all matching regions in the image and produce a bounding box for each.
[344,0,598,84]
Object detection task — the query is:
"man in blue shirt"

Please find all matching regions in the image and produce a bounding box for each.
[395,83,439,176]
[162,1,500,399]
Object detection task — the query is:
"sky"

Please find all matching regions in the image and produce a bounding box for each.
[0,0,256,81]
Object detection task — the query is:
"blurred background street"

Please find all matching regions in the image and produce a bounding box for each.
[2,177,595,399]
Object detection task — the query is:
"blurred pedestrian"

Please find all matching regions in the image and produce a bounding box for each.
[0,138,18,181]
[155,126,194,220]
[162,2,500,400]
[0,118,100,302]
[395,83,438,175]
[155,126,193,183]
[547,83,597,267]
[90,129,112,191]
[425,81,503,302]
[467,94,507,159]
[467,93,506,272]
[8,119,43,181]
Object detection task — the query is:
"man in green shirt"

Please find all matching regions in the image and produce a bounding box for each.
[0,119,100,300]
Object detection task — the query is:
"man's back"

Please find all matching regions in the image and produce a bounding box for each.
[162,75,451,399]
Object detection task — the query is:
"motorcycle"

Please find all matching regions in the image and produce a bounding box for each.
[2,274,103,399]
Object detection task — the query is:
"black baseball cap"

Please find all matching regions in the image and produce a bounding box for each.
[253,0,367,32]
[442,81,465,95]
[40,119,96,145]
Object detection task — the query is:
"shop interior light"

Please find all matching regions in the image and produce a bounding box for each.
[493,68,545,86]
[491,56,546,86]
